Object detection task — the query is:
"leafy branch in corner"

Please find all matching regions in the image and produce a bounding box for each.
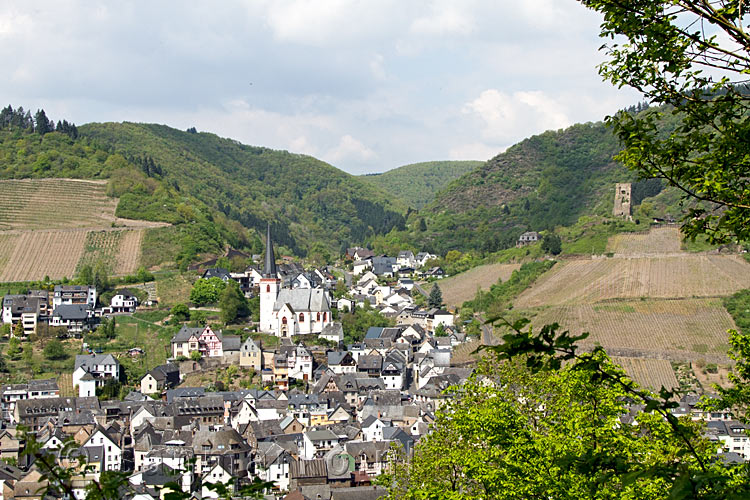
[475,316,749,499]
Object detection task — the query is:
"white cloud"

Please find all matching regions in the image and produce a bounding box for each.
[324,135,377,165]
[448,142,499,161]
[0,1,642,174]
[463,89,571,144]
[410,4,475,36]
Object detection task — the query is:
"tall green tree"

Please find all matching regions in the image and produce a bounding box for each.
[541,232,562,255]
[219,280,249,324]
[580,0,750,244]
[189,277,227,306]
[382,352,722,499]
[428,284,443,309]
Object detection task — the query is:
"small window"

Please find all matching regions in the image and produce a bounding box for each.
[266,285,270,293]
[299,313,304,322]
[317,312,320,321]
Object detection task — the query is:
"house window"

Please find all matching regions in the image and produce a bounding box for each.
[266,285,270,293]
[282,317,287,325]
[317,312,320,321]
[299,313,304,322]
[323,312,327,321]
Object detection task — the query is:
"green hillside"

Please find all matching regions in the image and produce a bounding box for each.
[80,122,405,256]
[0,107,406,267]
[361,160,482,209]
[385,121,666,256]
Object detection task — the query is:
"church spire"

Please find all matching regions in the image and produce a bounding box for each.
[263,222,277,278]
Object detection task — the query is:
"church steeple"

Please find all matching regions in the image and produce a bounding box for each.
[263,223,277,278]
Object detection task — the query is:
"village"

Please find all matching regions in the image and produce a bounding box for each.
[0,212,748,499]
[0,224,475,500]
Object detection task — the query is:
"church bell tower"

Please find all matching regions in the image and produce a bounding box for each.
[259,223,280,333]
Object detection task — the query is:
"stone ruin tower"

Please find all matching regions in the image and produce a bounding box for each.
[613,182,632,218]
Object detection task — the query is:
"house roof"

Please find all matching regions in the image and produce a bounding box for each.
[222,335,241,351]
[171,325,203,343]
[273,288,330,313]
[54,303,91,320]
[74,353,118,371]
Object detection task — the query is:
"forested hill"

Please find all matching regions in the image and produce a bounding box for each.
[397,121,643,255]
[79,122,405,255]
[361,160,482,209]
[0,106,406,266]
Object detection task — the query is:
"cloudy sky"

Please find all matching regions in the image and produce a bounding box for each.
[0,1,641,175]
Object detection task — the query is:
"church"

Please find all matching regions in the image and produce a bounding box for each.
[259,225,332,337]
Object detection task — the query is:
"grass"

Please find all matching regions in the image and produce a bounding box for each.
[1,336,79,383]
[681,234,719,253]
[140,226,182,269]
[85,316,178,372]
[155,271,194,306]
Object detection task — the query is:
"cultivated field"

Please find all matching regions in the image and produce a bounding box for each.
[0,179,118,230]
[611,356,680,391]
[527,298,734,362]
[0,229,87,281]
[515,254,750,308]
[116,229,144,275]
[0,179,167,282]
[76,230,124,274]
[607,226,683,256]
[428,262,521,308]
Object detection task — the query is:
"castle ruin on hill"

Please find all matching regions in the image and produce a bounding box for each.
[614,182,632,219]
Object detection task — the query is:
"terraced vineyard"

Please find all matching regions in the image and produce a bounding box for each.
[0,179,118,229]
[611,357,679,391]
[116,229,144,274]
[529,299,733,361]
[427,262,521,308]
[515,254,750,308]
[607,226,683,256]
[0,229,87,281]
[0,179,165,281]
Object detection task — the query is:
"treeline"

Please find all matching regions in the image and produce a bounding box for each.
[80,122,407,258]
[0,105,78,139]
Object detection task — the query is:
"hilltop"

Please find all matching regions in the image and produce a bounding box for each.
[0,109,407,269]
[361,160,482,209]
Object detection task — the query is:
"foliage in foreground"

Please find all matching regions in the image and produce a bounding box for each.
[383,318,750,499]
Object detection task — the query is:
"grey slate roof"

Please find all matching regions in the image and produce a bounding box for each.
[171,325,203,343]
[273,288,330,312]
[53,304,91,320]
[222,335,241,351]
[74,353,118,371]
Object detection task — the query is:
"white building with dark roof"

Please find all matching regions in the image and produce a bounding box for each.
[259,225,332,337]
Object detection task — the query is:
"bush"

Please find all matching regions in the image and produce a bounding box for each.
[43,339,67,360]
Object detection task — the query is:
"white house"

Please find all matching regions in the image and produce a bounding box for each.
[110,289,138,313]
[302,429,339,459]
[352,260,372,276]
[72,354,120,394]
[52,285,97,310]
[83,427,121,472]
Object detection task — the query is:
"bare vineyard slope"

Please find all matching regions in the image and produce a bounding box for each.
[531,299,734,362]
[0,179,167,281]
[515,254,750,308]
[507,227,750,386]
[611,357,680,391]
[0,179,117,230]
[429,263,521,308]
[0,230,86,281]
[607,226,683,256]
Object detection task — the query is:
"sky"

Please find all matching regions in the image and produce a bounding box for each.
[0,1,641,175]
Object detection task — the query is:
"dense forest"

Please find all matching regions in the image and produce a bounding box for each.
[80,122,406,256]
[361,160,482,209]
[378,120,670,256]
[0,107,408,266]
